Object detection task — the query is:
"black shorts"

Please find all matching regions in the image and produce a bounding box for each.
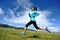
[25,21,39,29]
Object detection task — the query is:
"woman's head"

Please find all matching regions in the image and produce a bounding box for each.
[32,7,37,11]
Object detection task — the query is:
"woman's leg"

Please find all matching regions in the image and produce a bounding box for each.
[23,21,33,33]
[33,21,44,30]
[32,21,51,33]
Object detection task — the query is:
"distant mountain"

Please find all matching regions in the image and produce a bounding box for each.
[0,24,15,28]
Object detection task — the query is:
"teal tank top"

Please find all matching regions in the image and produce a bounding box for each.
[29,11,39,21]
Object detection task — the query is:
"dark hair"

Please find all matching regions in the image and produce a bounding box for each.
[32,7,37,11]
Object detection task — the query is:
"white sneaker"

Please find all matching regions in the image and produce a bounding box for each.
[20,32,25,35]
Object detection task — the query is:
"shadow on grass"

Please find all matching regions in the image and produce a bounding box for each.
[27,35,40,38]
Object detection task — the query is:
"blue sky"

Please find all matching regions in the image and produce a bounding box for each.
[0,0,60,32]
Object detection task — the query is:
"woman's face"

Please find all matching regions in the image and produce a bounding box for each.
[32,8,34,11]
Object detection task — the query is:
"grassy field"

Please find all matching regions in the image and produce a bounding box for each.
[0,27,60,40]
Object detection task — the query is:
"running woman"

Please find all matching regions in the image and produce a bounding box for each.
[20,7,51,35]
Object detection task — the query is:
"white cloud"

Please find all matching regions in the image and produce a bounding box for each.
[17,0,32,9]
[0,8,4,14]
[48,27,60,32]
[17,9,31,17]
[13,6,19,11]
[12,0,32,17]
[4,0,32,24]
[4,15,9,20]
[4,9,31,24]
[4,8,16,20]
[8,8,15,18]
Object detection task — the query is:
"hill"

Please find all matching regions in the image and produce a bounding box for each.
[0,24,15,28]
[0,27,60,40]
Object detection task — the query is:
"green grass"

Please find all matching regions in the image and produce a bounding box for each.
[0,27,60,40]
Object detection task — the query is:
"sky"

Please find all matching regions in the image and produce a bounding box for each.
[0,0,60,32]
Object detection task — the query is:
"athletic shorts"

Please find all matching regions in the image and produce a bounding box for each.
[25,21,39,29]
